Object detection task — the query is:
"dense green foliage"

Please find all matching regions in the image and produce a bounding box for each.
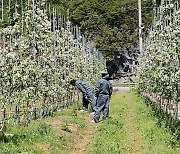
[1,0,154,57]
[50,0,154,56]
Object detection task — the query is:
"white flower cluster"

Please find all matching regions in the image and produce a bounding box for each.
[137,0,180,102]
[0,2,105,109]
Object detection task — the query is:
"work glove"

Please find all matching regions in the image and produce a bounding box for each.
[85,96,88,100]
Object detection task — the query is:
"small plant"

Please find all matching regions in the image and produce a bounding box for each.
[0,132,7,143]
[71,108,78,117]
[37,123,51,136]
[61,123,72,133]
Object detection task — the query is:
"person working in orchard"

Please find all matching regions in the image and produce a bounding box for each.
[70,79,95,113]
[93,72,112,123]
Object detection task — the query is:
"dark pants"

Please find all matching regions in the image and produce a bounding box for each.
[82,94,95,111]
[94,94,110,123]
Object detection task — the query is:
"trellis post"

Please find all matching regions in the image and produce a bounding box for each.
[138,0,143,53]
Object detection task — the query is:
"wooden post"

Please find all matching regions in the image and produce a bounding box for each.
[138,0,143,53]
[178,103,180,119]
[1,0,3,21]
[21,0,24,35]
[34,108,37,120]
[9,0,11,12]
[3,108,6,132]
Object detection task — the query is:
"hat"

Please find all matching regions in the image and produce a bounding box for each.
[101,71,108,75]
[101,71,109,77]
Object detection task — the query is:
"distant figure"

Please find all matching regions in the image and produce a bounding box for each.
[93,72,112,123]
[70,79,95,113]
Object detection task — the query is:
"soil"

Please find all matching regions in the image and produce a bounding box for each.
[36,143,50,153]
[39,111,96,154]
[70,113,96,154]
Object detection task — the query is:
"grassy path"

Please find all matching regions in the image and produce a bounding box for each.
[89,92,180,154]
[0,91,180,154]
[124,93,144,153]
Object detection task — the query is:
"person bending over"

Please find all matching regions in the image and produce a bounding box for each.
[70,79,95,113]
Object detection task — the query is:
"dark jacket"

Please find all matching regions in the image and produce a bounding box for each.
[75,80,94,97]
[95,74,112,97]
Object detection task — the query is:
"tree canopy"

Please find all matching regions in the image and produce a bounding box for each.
[0,0,155,57]
[50,0,154,57]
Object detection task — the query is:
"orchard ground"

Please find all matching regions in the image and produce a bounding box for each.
[0,91,180,154]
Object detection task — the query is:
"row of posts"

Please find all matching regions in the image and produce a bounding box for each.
[0,92,81,132]
[142,90,180,119]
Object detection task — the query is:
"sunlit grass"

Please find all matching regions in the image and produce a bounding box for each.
[1,92,180,154]
[89,92,180,154]
[0,102,86,154]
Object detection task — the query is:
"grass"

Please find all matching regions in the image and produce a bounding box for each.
[89,93,128,154]
[133,93,180,153]
[1,91,180,154]
[88,92,180,154]
[0,102,88,154]
[0,121,74,154]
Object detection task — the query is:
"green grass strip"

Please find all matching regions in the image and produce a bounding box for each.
[89,91,180,154]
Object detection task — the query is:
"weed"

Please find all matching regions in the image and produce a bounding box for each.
[61,123,72,133]
[71,108,78,117]
[37,123,52,136]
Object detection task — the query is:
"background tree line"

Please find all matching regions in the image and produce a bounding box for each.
[49,0,156,57]
[0,0,160,77]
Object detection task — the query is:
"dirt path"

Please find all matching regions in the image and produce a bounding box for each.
[124,92,144,153]
[70,113,96,154]
[38,91,144,154]
[44,111,96,154]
